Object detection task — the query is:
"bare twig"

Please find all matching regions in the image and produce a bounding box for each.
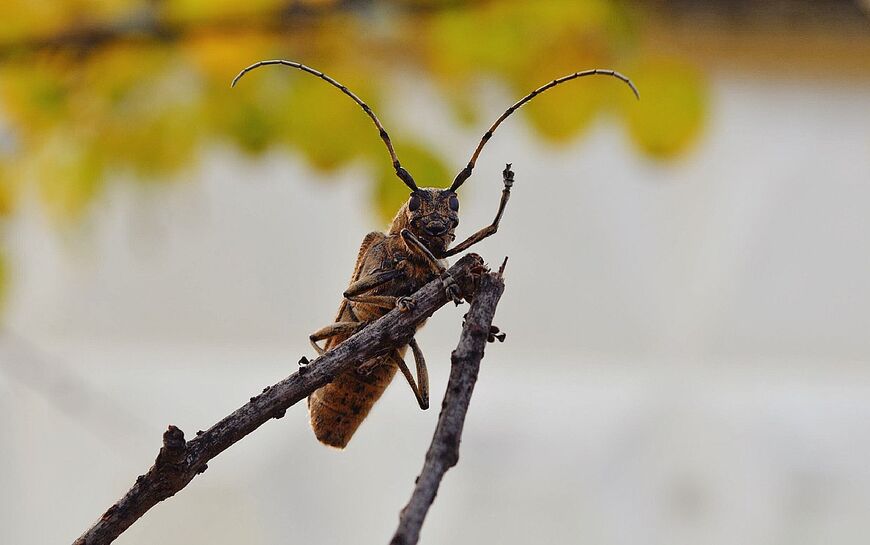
[390,267,506,545]
[73,253,485,545]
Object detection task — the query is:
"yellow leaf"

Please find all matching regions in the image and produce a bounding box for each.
[426,0,615,79]
[622,57,707,159]
[36,134,105,221]
[99,104,202,178]
[0,250,6,314]
[280,69,384,173]
[182,31,275,83]
[513,61,607,144]
[0,57,75,137]
[0,167,14,216]
[161,0,285,24]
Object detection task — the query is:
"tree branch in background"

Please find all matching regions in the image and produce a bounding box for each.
[390,266,507,545]
[73,253,486,545]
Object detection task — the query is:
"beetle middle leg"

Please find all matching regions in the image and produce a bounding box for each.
[343,267,417,312]
[309,266,409,356]
[345,294,418,313]
[309,321,366,355]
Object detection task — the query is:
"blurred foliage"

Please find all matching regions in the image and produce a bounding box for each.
[375,139,450,220]
[0,250,6,312]
[0,0,707,296]
[623,57,706,157]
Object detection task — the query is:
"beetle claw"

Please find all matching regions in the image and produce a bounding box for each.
[443,274,463,305]
[396,296,416,312]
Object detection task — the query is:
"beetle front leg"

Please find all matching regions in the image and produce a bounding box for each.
[441,163,514,258]
[401,229,463,305]
[441,274,462,305]
[400,229,445,274]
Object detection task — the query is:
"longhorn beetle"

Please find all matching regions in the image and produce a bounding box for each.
[232,60,638,448]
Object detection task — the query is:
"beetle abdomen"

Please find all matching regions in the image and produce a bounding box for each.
[308,354,399,449]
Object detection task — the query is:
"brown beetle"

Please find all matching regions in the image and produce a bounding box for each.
[232,60,638,448]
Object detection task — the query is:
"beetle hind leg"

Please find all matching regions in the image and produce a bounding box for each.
[392,338,430,410]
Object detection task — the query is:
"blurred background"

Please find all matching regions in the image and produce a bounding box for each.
[1,0,869,543]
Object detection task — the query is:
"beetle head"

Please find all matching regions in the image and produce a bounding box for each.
[403,188,460,255]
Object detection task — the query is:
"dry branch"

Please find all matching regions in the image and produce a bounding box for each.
[390,269,506,545]
[73,253,486,545]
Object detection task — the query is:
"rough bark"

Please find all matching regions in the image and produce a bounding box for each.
[73,253,486,545]
[390,268,506,545]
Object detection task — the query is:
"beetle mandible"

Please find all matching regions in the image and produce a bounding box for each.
[232,60,638,448]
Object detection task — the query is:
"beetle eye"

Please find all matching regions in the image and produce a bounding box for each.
[409,193,421,212]
[448,194,459,212]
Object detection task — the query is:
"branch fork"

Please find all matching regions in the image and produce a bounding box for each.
[74,253,506,545]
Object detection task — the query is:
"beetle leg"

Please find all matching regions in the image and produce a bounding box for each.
[309,321,365,355]
[344,267,409,310]
[441,163,514,257]
[401,229,463,305]
[345,294,418,312]
[442,274,462,305]
[347,294,403,310]
[309,266,407,356]
[400,229,445,274]
[344,268,403,298]
[357,355,391,375]
[396,296,417,312]
[392,340,429,410]
[408,337,429,409]
[343,267,409,310]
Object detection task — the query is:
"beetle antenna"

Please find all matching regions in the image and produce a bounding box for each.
[450,69,639,191]
[232,60,418,191]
